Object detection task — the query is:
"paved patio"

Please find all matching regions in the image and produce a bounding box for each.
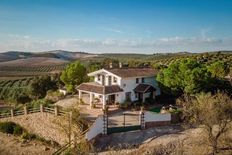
[55,94,123,122]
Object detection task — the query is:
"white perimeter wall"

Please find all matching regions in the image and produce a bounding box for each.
[86,116,104,141]
[144,111,171,122]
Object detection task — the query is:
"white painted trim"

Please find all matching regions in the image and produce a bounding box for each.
[144,85,151,93]
[77,89,120,96]
[88,68,122,79]
[78,90,103,96]
[122,75,155,79]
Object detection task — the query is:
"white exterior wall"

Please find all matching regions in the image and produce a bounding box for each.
[86,116,104,141]
[120,77,138,101]
[90,69,161,104]
[120,76,160,102]
[114,92,124,103]
[144,111,171,122]
[94,73,121,86]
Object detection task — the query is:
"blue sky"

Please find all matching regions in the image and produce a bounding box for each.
[0,0,232,53]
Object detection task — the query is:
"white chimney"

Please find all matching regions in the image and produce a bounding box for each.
[109,62,113,68]
[119,62,122,68]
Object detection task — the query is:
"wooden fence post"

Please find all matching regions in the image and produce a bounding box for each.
[40,104,44,113]
[10,109,14,117]
[54,106,59,116]
[68,112,72,144]
[24,106,28,115]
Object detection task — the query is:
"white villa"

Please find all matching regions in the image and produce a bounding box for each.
[77,68,161,109]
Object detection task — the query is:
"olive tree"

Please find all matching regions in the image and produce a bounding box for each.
[207,61,229,79]
[179,92,232,154]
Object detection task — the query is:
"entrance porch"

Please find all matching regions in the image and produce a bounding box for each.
[77,82,123,110]
[134,84,156,103]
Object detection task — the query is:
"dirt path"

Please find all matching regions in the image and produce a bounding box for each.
[94,125,184,151]
[0,132,56,155]
[55,96,78,108]
[98,126,232,155]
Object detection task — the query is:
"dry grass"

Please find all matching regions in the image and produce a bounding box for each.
[97,127,232,155]
[0,132,56,155]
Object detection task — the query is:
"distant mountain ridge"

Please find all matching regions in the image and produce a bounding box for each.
[0,50,231,65]
[0,50,97,62]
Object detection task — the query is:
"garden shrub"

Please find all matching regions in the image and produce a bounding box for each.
[0,122,17,134]
[13,125,24,136]
[0,121,25,135]
[21,132,37,140]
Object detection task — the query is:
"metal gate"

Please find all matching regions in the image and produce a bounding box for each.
[107,112,141,134]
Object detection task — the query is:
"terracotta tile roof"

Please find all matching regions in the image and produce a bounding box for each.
[106,68,157,78]
[134,84,156,93]
[76,82,123,95]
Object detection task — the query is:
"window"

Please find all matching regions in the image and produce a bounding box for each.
[142,77,145,83]
[136,78,139,84]
[108,76,112,86]
[113,77,117,83]
[97,74,101,81]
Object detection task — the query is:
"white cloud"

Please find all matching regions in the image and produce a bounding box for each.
[0,34,231,53]
[8,34,31,39]
[99,27,123,33]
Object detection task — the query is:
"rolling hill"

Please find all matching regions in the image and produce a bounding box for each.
[0,50,98,63]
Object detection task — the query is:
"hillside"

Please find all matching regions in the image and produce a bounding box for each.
[0,50,98,63]
[0,57,69,67]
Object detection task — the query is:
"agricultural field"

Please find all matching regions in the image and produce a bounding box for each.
[0,64,67,81]
[0,78,33,104]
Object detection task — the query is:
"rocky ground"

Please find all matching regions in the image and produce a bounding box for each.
[0,132,56,155]
[94,125,184,152]
[97,126,232,155]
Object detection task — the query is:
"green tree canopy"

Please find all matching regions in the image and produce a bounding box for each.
[60,61,88,92]
[29,76,58,99]
[157,59,211,95]
[207,61,229,78]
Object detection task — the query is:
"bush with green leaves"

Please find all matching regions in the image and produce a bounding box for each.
[0,122,24,135]
[21,132,37,140]
[27,98,53,109]
[157,59,212,95]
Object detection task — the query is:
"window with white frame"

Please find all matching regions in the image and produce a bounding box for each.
[97,74,101,81]
[113,77,117,83]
